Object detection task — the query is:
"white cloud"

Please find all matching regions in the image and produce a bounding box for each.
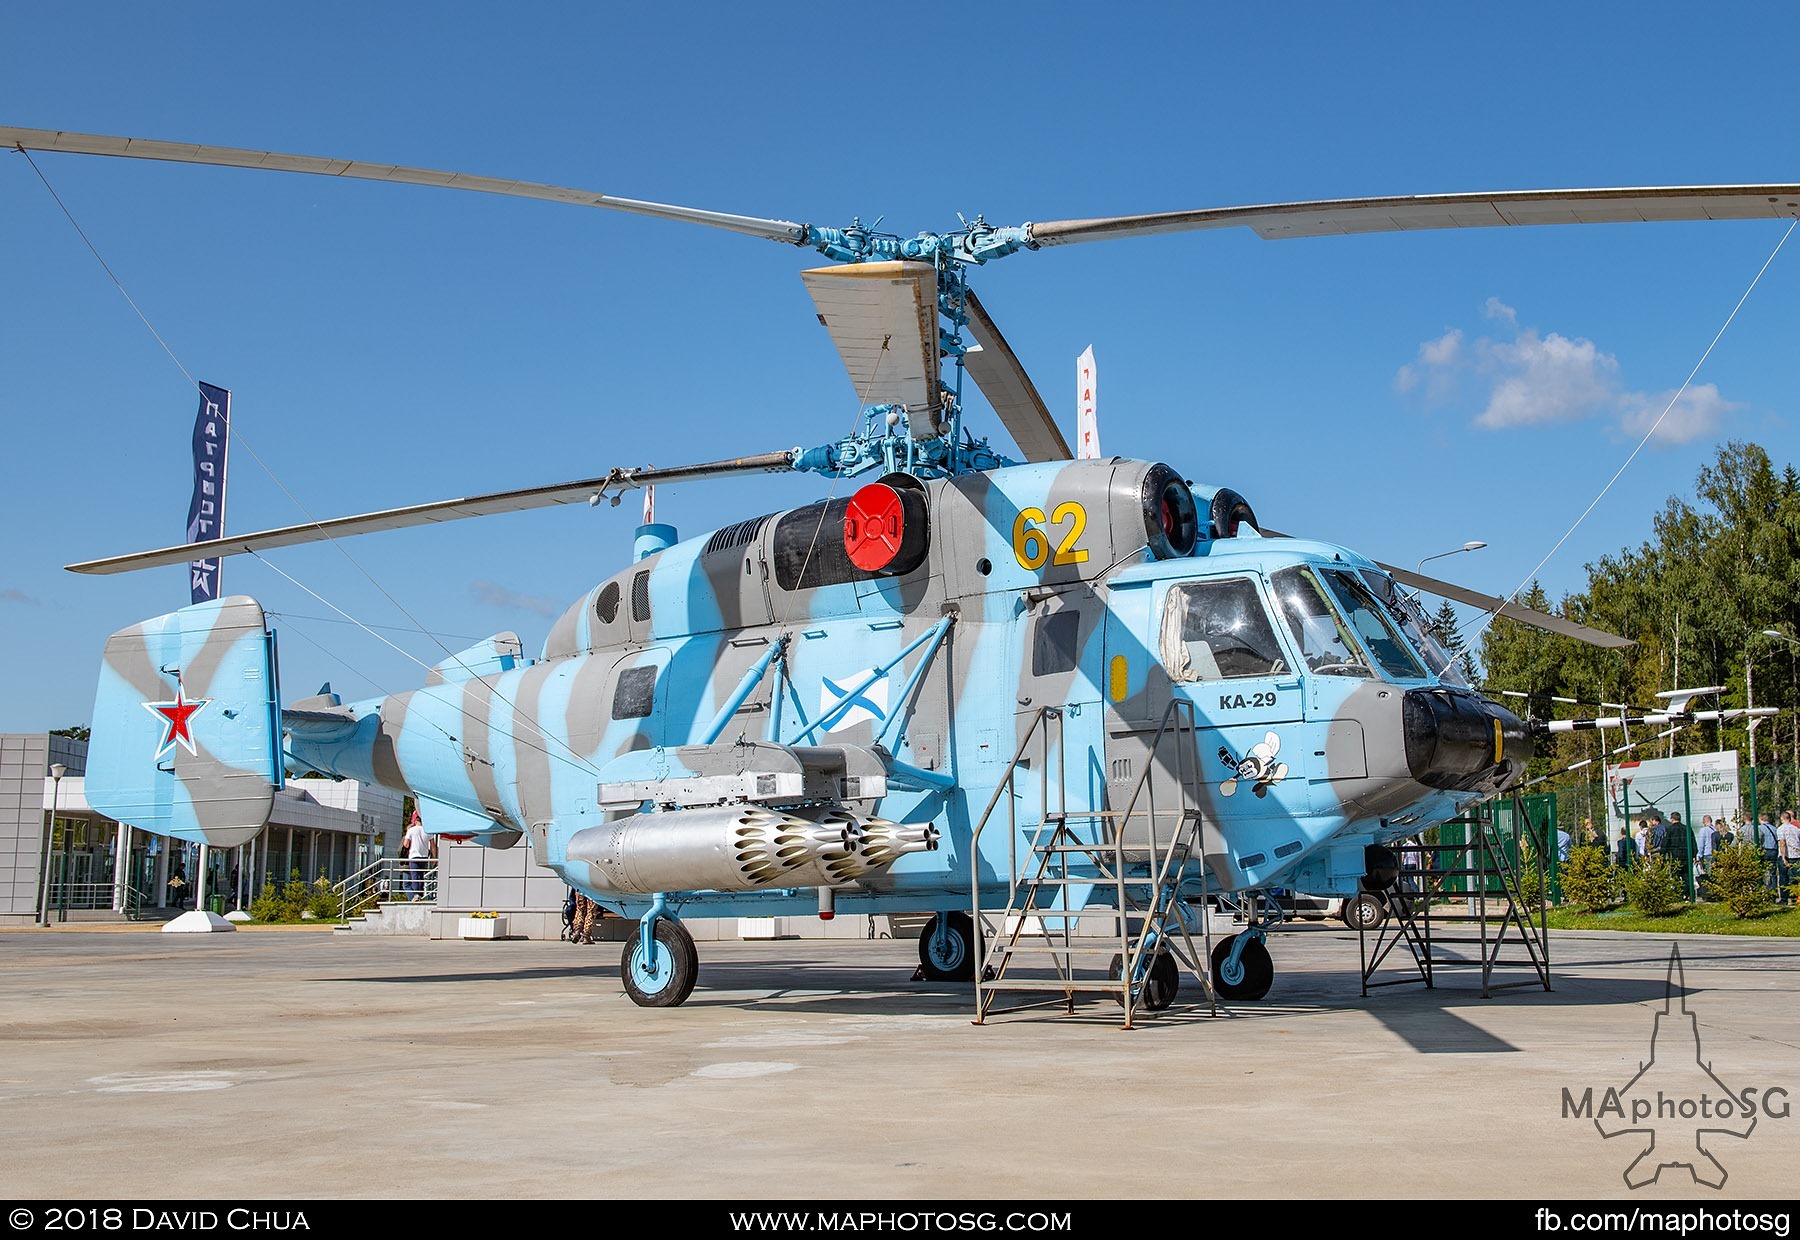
[1617,383,1737,444]
[1473,329,1619,429]
[1396,303,1737,443]
[1394,328,1463,398]
[1482,297,1518,327]
[471,580,563,618]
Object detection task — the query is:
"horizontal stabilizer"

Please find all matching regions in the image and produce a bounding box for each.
[417,797,522,849]
[426,632,526,685]
[87,597,283,847]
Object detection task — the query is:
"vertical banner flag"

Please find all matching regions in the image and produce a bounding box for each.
[1076,346,1100,459]
[187,382,231,605]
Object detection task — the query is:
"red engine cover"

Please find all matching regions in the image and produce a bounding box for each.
[843,483,907,571]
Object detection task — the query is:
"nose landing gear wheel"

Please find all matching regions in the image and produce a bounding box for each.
[1109,950,1180,1010]
[917,911,979,982]
[1210,934,1273,1001]
[621,918,699,1007]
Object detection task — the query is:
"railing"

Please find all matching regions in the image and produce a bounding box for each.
[40,880,150,920]
[334,857,437,922]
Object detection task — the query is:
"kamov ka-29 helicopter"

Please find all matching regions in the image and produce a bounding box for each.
[11,126,1797,1009]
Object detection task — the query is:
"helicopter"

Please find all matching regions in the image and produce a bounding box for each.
[9,125,1797,1009]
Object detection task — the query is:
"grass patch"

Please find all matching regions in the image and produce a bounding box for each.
[1544,903,1800,936]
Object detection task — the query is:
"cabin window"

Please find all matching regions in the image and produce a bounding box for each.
[1271,566,1372,677]
[1031,610,1082,677]
[1160,578,1287,681]
[612,665,658,720]
[1319,569,1429,680]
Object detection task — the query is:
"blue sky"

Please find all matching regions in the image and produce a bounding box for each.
[4,3,1798,732]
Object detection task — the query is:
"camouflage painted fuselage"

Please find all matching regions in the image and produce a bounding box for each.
[279,457,1528,920]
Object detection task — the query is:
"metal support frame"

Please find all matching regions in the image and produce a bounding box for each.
[1355,793,1552,999]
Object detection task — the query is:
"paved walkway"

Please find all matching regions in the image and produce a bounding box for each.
[1,922,1795,1200]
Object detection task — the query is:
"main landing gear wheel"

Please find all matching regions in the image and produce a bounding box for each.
[621,918,699,1008]
[917,910,979,982]
[1210,934,1273,1001]
[1109,950,1180,1011]
[1344,891,1387,931]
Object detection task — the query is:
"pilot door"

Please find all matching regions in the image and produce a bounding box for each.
[1105,575,1307,864]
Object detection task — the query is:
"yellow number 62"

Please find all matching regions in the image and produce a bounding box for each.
[1012,502,1089,571]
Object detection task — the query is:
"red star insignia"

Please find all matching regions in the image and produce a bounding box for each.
[142,683,211,759]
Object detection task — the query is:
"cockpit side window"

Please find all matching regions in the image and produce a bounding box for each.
[1357,569,1469,686]
[1160,578,1288,682]
[1321,569,1429,680]
[1271,566,1373,677]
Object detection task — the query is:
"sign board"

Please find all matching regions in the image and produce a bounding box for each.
[1605,750,1740,843]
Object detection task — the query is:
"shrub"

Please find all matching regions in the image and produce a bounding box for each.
[248,869,318,923]
[306,875,343,921]
[1622,855,1684,917]
[1560,846,1622,913]
[1707,840,1774,919]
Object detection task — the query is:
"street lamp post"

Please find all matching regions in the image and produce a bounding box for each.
[37,763,66,928]
[1416,541,1488,576]
[1747,637,1758,776]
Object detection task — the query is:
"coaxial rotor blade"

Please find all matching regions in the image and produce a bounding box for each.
[1379,563,1633,649]
[961,289,1071,463]
[65,451,797,576]
[1,125,808,245]
[1027,185,1800,247]
[801,262,943,434]
[1260,526,1630,648]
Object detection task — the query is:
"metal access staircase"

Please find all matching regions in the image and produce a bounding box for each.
[332,856,438,933]
[971,701,1215,1028]
[1354,792,1552,998]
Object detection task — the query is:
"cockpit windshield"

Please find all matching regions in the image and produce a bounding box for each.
[1357,569,1470,686]
[1318,569,1430,680]
[1270,566,1373,678]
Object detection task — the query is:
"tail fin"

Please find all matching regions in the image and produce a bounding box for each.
[87,596,283,847]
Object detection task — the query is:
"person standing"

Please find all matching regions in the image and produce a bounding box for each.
[1696,815,1720,877]
[1777,811,1800,902]
[166,865,189,911]
[1556,826,1572,865]
[1756,815,1780,894]
[403,811,432,901]
[1615,820,1637,869]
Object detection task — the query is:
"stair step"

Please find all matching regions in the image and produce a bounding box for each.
[978,977,1132,993]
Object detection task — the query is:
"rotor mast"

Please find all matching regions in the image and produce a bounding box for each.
[789,218,1042,481]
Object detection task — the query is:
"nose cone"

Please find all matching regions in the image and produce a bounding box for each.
[1402,687,1532,795]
